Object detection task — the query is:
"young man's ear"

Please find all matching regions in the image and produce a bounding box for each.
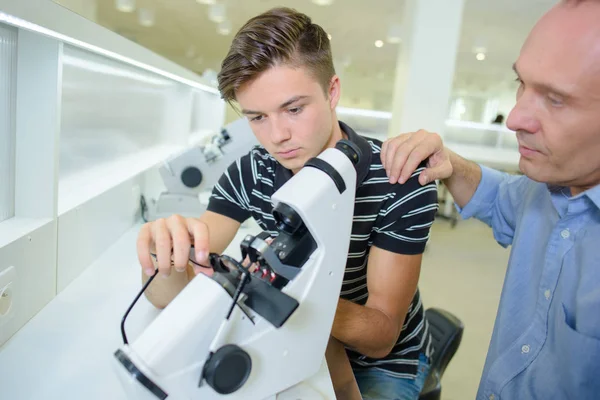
[328,75,341,110]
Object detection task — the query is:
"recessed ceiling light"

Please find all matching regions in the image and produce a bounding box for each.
[116,0,135,13]
[387,24,402,44]
[217,20,232,35]
[312,0,334,5]
[476,52,486,61]
[196,0,216,4]
[327,33,332,40]
[375,40,384,48]
[186,45,196,59]
[138,8,155,27]
[208,3,226,23]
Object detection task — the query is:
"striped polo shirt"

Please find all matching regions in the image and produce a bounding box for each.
[207,121,438,378]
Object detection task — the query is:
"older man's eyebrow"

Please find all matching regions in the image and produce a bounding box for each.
[512,62,573,100]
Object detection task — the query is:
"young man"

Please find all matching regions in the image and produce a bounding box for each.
[137,8,438,399]
[381,0,600,398]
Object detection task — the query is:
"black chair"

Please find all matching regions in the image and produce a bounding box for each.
[418,308,464,400]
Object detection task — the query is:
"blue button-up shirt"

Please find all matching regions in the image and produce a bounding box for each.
[458,166,600,400]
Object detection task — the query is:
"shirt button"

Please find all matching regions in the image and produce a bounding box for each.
[522,345,530,354]
[561,229,570,239]
[544,290,551,300]
[489,394,496,400]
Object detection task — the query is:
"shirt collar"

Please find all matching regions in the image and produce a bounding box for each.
[274,120,372,190]
[547,183,600,216]
[585,184,600,210]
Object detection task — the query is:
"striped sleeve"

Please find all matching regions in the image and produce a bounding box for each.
[206,154,253,223]
[373,164,439,255]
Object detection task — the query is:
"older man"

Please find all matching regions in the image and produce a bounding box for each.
[381,0,600,399]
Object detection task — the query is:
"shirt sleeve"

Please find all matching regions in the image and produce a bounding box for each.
[457,165,528,247]
[206,155,252,223]
[372,168,439,255]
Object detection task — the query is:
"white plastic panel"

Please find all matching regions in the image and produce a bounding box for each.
[191,88,226,136]
[0,23,17,223]
[14,28,62,220]
[59,44,178,181]
[57,175,143,292]
[0,220,56,347]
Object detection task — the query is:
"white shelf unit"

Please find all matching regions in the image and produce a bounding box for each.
[0,23,16,224]
[0,2,225,347]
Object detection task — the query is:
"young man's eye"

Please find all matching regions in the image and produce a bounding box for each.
[251,115,265,122]
[547,94,563,107]
[288,107,303,114]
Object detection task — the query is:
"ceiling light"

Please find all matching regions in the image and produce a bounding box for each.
[116,0,135,13]
[208,3,226,23]
[138,8,155,27]
[386,24,402,44]
[186,45,196,58]
[476,52,486,61]
[327,33,332,40]
[217,20,231,35]
[196,0,216,4]
[312,0,334,5]
[202,68,218,87]
[375,40,384,48]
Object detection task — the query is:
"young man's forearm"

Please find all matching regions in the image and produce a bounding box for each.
[325,336,362,400]
[331,299,402,359]
[443,150,483,209]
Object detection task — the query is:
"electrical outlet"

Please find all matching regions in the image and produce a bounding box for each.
[0,266,16,326]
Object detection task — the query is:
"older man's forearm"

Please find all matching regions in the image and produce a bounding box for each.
[444,150,483,209]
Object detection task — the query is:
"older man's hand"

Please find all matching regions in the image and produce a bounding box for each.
[381,129,453,185]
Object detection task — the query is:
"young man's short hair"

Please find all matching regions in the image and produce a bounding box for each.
[217,7,336,104]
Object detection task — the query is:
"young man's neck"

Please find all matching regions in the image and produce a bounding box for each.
[325,118,345,149]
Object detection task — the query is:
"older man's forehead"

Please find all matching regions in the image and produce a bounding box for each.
[519,2,600,97]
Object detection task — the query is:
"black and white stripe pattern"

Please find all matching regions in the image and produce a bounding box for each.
[207,123,438,378]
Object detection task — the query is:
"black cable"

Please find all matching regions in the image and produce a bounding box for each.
[121,269,158,345]
[226,270,250,320]
[140,195,149,223]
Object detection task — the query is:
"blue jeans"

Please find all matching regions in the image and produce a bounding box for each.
[353,353,430,400]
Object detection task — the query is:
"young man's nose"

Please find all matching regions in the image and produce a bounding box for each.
[270,118,292,143]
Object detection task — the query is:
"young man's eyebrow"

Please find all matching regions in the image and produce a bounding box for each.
[279,95,309,109]
[241,109,261,115]
[241,95,309,115]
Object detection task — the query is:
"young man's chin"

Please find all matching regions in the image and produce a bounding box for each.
[274,153,308,171]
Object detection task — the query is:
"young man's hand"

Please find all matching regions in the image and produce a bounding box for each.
[381,129,453,185]
[137,215,212,277]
